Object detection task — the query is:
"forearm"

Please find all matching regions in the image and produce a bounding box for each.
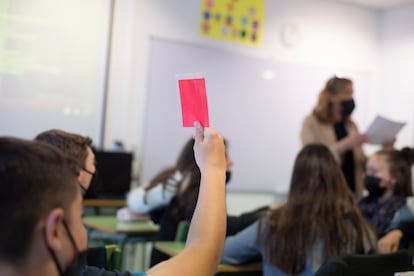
[387,205,414,238]
[146,169,226,276]
[147,126,227,276]
[127,185,175,213]
[185,169,226,270]
[227,206,267,236]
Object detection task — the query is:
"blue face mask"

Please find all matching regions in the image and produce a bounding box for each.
[341,99,355,117]
[46,220,87,276]
[364,175,386,198]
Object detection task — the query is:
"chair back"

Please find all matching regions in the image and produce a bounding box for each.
[105,244,123,270]
[315,250,413,276]
[86,244,123,271]
[175,220,190,242]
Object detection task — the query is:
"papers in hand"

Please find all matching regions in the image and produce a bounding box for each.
[365,115,406,145]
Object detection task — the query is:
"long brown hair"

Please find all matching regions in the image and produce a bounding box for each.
[313,76,352,123]
[144,138,201,218]
[259,144,376,274]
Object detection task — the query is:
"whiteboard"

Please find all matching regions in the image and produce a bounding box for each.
[141,38,370,193]
[0,0,112,146]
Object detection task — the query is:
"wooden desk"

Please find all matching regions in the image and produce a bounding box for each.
[83,199,126,208]
[84,216,159,271]
[154,241,262,273]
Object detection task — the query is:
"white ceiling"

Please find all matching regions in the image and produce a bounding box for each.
[331,0,414,10]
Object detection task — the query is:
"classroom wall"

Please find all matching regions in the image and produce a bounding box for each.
[103,0,414,209]
[377,4,414,148]
[0,0,111,145]
[105,0,379,172]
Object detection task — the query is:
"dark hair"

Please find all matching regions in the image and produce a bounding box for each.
[35,129,93,169]
[145,137,228,218]
[0,137,78,265]
[401,147,414,165]
[313,76,353,123]
[145,138,200,218]
[375,148,414,196]
[259,144,375,274]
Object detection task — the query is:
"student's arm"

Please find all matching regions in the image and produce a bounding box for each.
[377,229,403,253]
[146,125,227,276]
[118,174,180,221]
[226,206,268,236]
[378,204,414,253]
[127,183,177,214]
[221,221,261,265]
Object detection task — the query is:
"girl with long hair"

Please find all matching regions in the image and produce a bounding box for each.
[221,144,376,275]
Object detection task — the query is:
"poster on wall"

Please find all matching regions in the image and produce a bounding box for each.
[199,0,265,46]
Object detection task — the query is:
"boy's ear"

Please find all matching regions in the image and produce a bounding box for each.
[44,208,65,251]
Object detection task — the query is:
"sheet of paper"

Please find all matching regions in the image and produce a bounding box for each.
[365,115,406,145]
[178,75,209,127]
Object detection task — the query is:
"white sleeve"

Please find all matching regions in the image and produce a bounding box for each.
[127,171,181,213]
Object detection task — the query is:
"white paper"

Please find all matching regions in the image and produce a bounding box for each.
[365,115,406,145]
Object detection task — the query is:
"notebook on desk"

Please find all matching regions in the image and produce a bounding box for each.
[84,150,133,200]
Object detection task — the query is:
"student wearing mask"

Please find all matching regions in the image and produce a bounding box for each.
[372,147,414,254]
[300,76,367,197]
[220,144,376,276]
[358,147,413,239]
[0,125,228,276]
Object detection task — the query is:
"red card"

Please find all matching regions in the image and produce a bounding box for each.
[178,77,209,127]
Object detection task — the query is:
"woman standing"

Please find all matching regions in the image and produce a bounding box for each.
[300,76,367,197]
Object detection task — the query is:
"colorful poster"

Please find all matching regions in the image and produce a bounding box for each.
[200,0,265,46]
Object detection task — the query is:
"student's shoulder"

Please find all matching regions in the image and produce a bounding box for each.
[302,113,315,121]
[302,113,324,126]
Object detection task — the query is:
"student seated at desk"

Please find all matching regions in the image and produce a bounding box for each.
[0,124,228,276]
[220,144,376,276]
[376,147,414,253]
[358,147,413,239]
[118,137,268,266]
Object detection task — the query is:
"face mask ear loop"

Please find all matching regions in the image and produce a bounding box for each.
[62,220,80,255]
[43,228,65,276]
[78,182,88,197]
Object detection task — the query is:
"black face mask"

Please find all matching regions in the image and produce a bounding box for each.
[46,220,87,276]
[364,175,386,198]
[225,171,232,185]
[341,99,355,117]
[82,169,101,199]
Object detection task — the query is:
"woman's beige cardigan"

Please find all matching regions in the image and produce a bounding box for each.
[300,114,366,198]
